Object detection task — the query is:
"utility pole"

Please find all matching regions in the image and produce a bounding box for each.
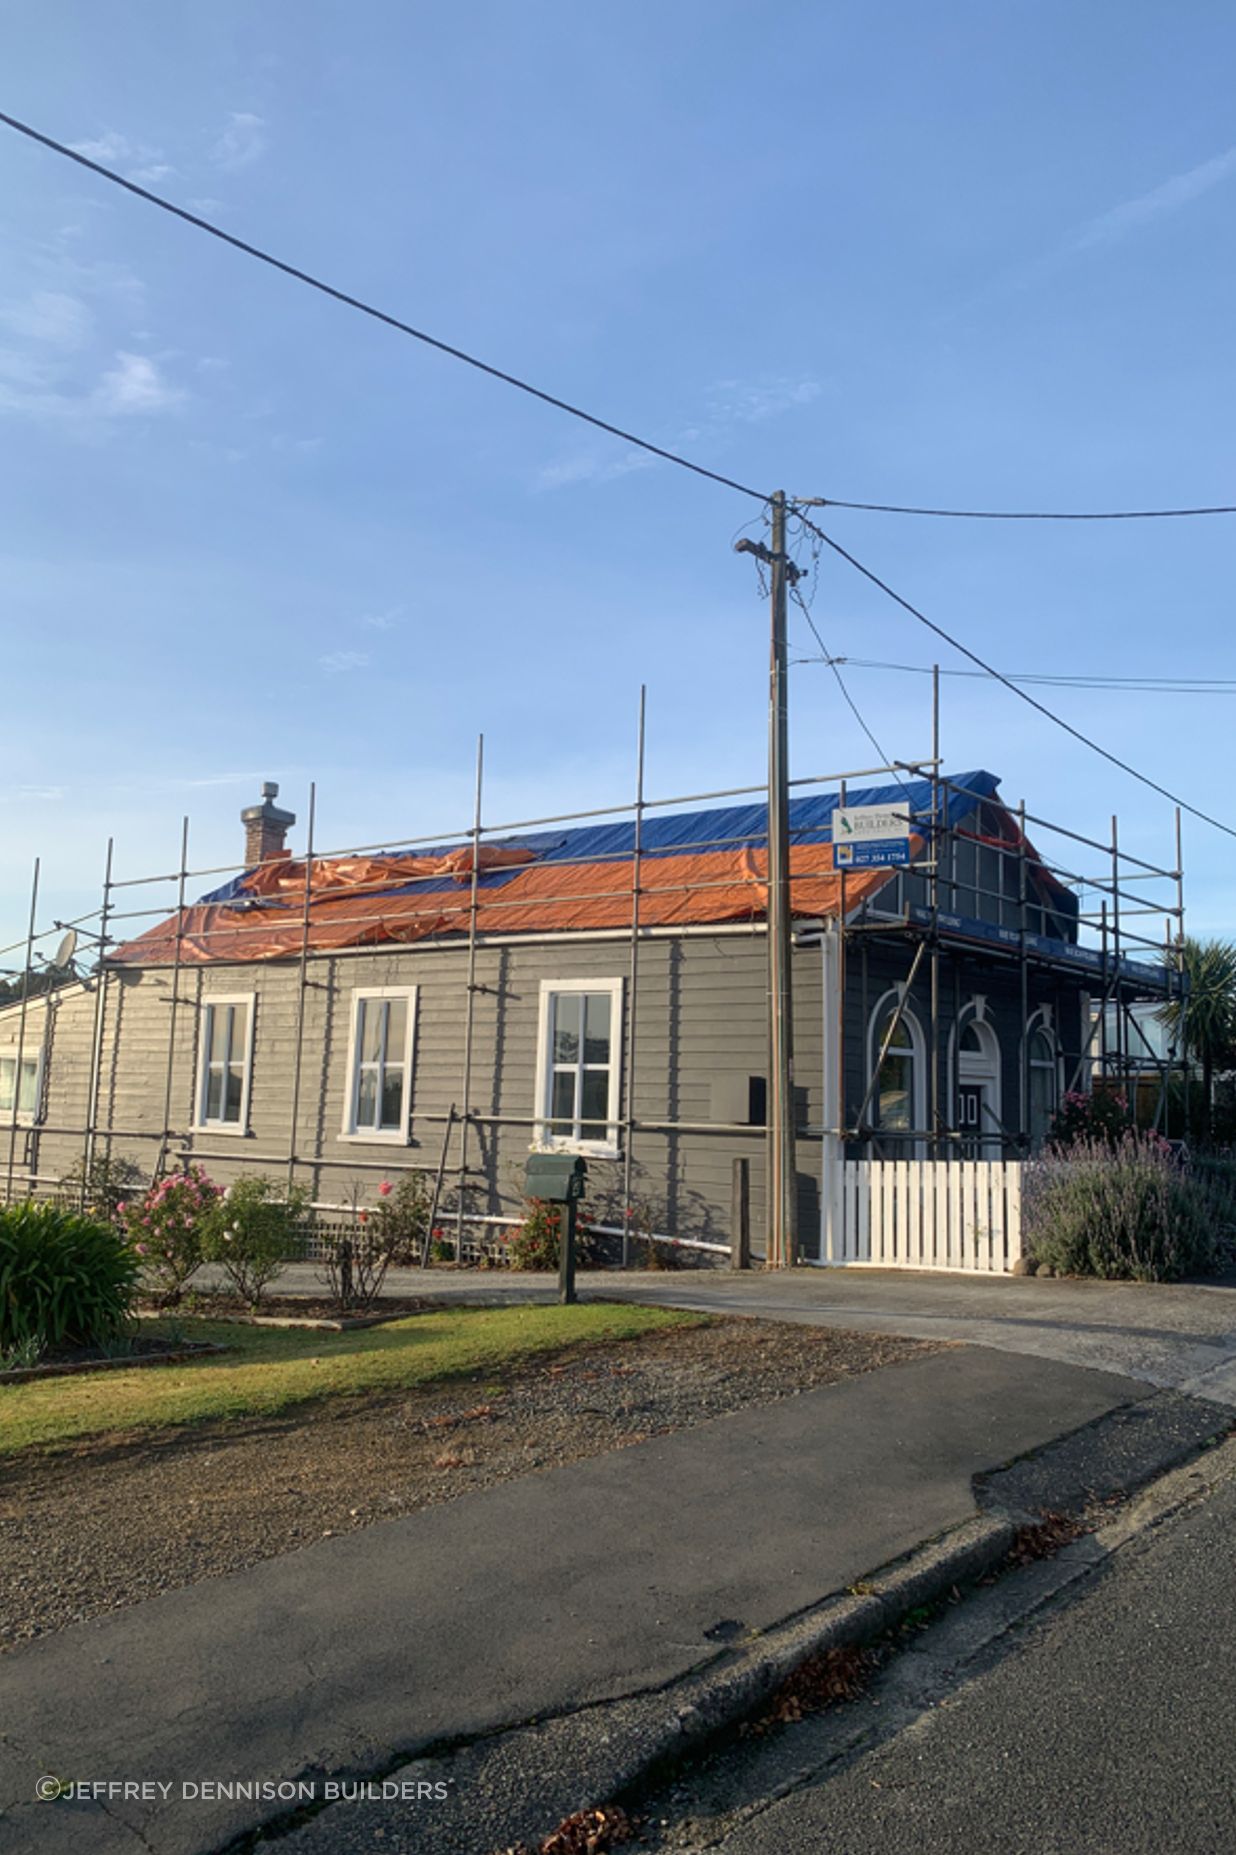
[737,491,798,1267]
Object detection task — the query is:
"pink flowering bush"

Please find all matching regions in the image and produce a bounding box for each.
[369,1170,431,1264]
[1048,1087,1130,1150]
[502,1198,601,1271]
[122,1165,220,1305]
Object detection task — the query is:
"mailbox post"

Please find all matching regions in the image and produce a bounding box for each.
[524,1153,588,1304]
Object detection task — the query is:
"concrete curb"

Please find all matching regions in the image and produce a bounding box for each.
[278,1514,1020,1855]
[282,1390,1235,1855]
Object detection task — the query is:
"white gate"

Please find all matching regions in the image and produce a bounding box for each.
[822,1158,1023,1273]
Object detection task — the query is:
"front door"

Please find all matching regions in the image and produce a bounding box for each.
[957,1081,992,1158]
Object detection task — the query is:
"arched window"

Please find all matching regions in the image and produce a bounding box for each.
[1026,1017,1060,1147]
[867,992,924,1153]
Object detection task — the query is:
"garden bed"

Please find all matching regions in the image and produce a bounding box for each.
[137,1294,433,1330]
[0,1336,227,1386]
[0,1316,941,1649]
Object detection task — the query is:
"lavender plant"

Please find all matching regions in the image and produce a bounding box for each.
[1025,1132,1231,1281]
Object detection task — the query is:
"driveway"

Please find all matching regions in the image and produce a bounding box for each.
[265,1263,1236,1406]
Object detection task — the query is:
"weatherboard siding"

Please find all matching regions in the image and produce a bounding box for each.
[4,933,798,1250]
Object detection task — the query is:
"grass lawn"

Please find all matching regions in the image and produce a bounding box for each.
[0,1301,697,1456]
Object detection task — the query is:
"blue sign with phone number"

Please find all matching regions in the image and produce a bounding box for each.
[835,839,912,869]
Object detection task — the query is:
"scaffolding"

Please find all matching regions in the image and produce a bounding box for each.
[0,678,1189,1253]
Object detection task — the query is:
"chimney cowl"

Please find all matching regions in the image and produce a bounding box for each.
[241,781,296,866]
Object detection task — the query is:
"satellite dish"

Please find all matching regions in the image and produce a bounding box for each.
[54,929,78,969]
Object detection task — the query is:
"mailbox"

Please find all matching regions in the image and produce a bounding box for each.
[524,1152,587,1203]
[523,1152,588,1303]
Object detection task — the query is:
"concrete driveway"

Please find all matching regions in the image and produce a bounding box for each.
[267,1262,1236,1406]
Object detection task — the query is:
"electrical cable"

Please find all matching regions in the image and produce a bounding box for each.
[789,583,898,774]
[791,507,1236,844]
[798,495,1236,521]
[0,108,768,504]
[793,656,1236,694]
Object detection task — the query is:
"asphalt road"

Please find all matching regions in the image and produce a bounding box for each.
[669,1451,1236,1853]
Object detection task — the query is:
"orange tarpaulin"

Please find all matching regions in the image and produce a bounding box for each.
[109,841,899,967]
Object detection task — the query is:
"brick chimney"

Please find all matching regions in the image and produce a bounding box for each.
[241,781,296,866]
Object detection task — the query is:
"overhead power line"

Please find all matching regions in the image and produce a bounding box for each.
[797,496,1236,522]
[789,584,898,774]
[795,656,1236,695]
[0,108,768,505]
[791,507,1236,845]
[8,112,1235,529]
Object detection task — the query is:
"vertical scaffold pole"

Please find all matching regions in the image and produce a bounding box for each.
[621,685,646,1266]
[456,735,484,1255]
[929,667,941,1156]
[286,784,317,1196]
[82,838,114,1198]
[1175,806,1188,1139]
[155,817,190,1179]
[1018,799,1029,1149]
[1111,814,1127,1118]
[4,858,40,1204]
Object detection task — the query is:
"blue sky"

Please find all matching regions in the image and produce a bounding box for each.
[1,0,1233,963]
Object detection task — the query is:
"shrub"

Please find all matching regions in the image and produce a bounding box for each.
[0,1201,140,1355]
[502,1198,564,1270]
[56,1152,147,1225]
[1048,1088,1130,1150]
[122,1165,220,1304]
[317,1220,393,1313]
[201,1175,309,1307]
[371,1171,432,1264]
[501,1199,600,1271]
[1025,1133,1230,1282]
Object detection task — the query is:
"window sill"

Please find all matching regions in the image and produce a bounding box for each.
[337,1130,411,1146]
[534,1138,623,1161]
[189,1124,251,1138]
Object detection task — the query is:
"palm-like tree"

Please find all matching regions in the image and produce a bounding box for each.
[1159,936,1236,1135]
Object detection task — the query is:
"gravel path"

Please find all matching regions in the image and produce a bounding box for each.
[0,1319,938,1652]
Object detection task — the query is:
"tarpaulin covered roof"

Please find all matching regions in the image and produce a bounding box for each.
[110,770,1014,967]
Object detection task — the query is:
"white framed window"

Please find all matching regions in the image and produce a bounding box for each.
[1025,1008,1061,1148]
[341,987,417,1141]
[0,1048,43,1124]
[194,995,255,1133]
[535,978,623,1156]
[867,988,925,1154]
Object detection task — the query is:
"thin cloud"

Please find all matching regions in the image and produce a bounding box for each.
[69,131,137,165]
[0,347,184,425]
[319,650,371,674]
[69,131,172,187]
[0,292,91,350]
[707,377,821,424]
[535,376,819,491]
[210,113,267,171]
[1071,146,1236,252]
[94,352,184,416]
[357,606,402,632]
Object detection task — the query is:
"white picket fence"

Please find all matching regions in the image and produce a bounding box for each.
[822,1158,1024,1274]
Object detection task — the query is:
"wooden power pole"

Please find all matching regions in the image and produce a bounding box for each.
[738,492,798,1266]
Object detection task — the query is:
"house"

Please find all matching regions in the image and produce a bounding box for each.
[0,772,1172,1261]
